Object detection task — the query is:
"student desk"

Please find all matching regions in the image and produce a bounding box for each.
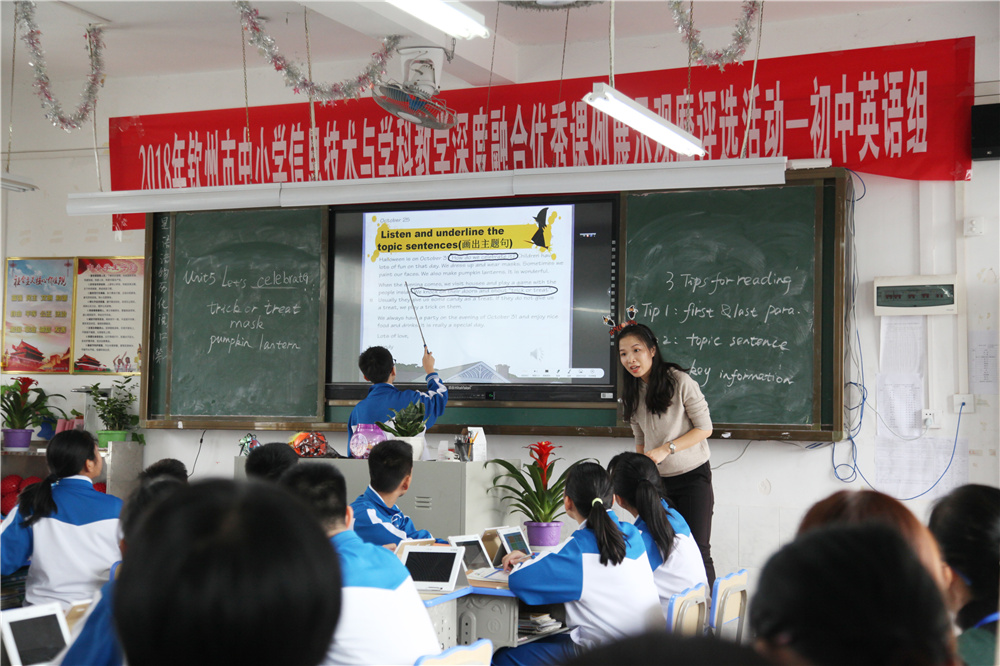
[422,586,475,650]
[423,585,567,651]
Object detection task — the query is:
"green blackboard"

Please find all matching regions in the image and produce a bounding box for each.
[146,212,171,419]
[625,181,842,434]
[146,208,327,420]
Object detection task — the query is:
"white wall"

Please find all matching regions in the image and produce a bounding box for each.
[2,2,998,588]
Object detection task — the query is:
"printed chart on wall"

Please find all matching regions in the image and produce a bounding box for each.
[2,259,75,373]
[361,205,575,382]
[72,258,145,374]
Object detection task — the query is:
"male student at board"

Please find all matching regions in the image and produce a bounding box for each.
[346,345,448,446]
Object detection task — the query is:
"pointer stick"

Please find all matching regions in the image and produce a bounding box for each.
[404,281,428,350]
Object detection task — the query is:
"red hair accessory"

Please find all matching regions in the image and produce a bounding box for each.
[604,305,639,336]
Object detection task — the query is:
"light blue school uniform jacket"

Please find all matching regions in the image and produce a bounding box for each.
[1,476,122,609]
[507,511,665,650]
[323,530,439,665]
[350,486,434,546]
[635,499,709,621]
[346,374,448,446]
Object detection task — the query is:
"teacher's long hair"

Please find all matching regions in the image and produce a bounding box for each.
[565,463,626,566]
[616,323,687,421]
[18,430,99,527]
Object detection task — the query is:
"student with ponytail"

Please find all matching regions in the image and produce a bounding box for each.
[493,463,663,666]
[608,452,707,620]
[1,430,122,608]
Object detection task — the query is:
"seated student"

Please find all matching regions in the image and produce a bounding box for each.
[279,463,440,665]
[350,439,434,546]
[495,463,663,666]
[750,523,958,666]
[347,345,447,445]
[114,479,341,666]
[797,489,951,591]
[56,476,185,666]
[1,430,122,609]
[607,452,707,620]
[244,441,299,482]
[136,458,188,483]
[928,484,1000,666]
[565,631,771,666]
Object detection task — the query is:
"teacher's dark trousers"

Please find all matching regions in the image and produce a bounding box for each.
[661,461,716,586]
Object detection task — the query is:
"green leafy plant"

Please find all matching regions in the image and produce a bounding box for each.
[487,441,592,523]
[89,377,139,432]
[1,376,66,429]
[376,402,427,438]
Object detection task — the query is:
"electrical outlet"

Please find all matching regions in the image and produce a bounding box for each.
[964,217,985,236]
[921,409,941,428]
[952,394,975,414]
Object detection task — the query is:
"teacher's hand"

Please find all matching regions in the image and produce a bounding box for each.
[645,446,670,465]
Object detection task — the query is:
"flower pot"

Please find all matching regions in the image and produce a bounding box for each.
[395,431,426,461]
[97,430,130,449]
[525,521,563,548]
[2,428,33,450]
[349,424,387,459]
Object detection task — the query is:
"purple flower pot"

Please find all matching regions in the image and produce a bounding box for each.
[524,521,563,548]
[2,428,33,450]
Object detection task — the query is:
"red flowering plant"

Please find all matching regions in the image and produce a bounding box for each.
[487,441,593,523]
[1,376,66,430]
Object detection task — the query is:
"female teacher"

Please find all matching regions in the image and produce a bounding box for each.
[617,323,715,584]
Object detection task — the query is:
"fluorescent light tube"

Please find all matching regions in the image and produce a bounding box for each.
[583,82,706,157]
[66,160,787,216]
[385,0,490,39]
[1,174,39,192]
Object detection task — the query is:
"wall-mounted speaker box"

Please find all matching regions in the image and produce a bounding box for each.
[971,103,999,160]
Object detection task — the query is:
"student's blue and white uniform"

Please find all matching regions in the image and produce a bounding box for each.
[346,373,448,447]
[635,499,709,622]
[322,530,439,665]
[350,486,434,546]
[0,476,122,609]
[495,511,664,666]
[56,577,122,666]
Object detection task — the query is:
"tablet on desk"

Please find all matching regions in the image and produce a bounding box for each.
[447,535,493,571]
[0,603,72,666]
[481,527,510,567]
[499,526,532,556]
[395,538,435,560]
[401,546,465,594]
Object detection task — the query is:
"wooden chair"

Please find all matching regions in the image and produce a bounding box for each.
[709,569,749,643]
[665,583,708,635]
[415,638,493,665]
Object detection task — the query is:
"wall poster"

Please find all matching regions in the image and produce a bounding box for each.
[2,258,75,373]
[72,258,145,374]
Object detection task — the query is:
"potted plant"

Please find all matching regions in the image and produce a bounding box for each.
[1,377,67,450]
[376,402,427,460]
[487,441,590,548]
[89,377,141,449]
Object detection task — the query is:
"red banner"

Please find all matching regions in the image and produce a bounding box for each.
[110,37,974,230]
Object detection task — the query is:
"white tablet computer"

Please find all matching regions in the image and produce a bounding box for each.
[447,534,493,571]
[395,538,435,560]
[401,546,465,593]
[0,603,72,666]
[499,525,532,556]
[480,527,508,567]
